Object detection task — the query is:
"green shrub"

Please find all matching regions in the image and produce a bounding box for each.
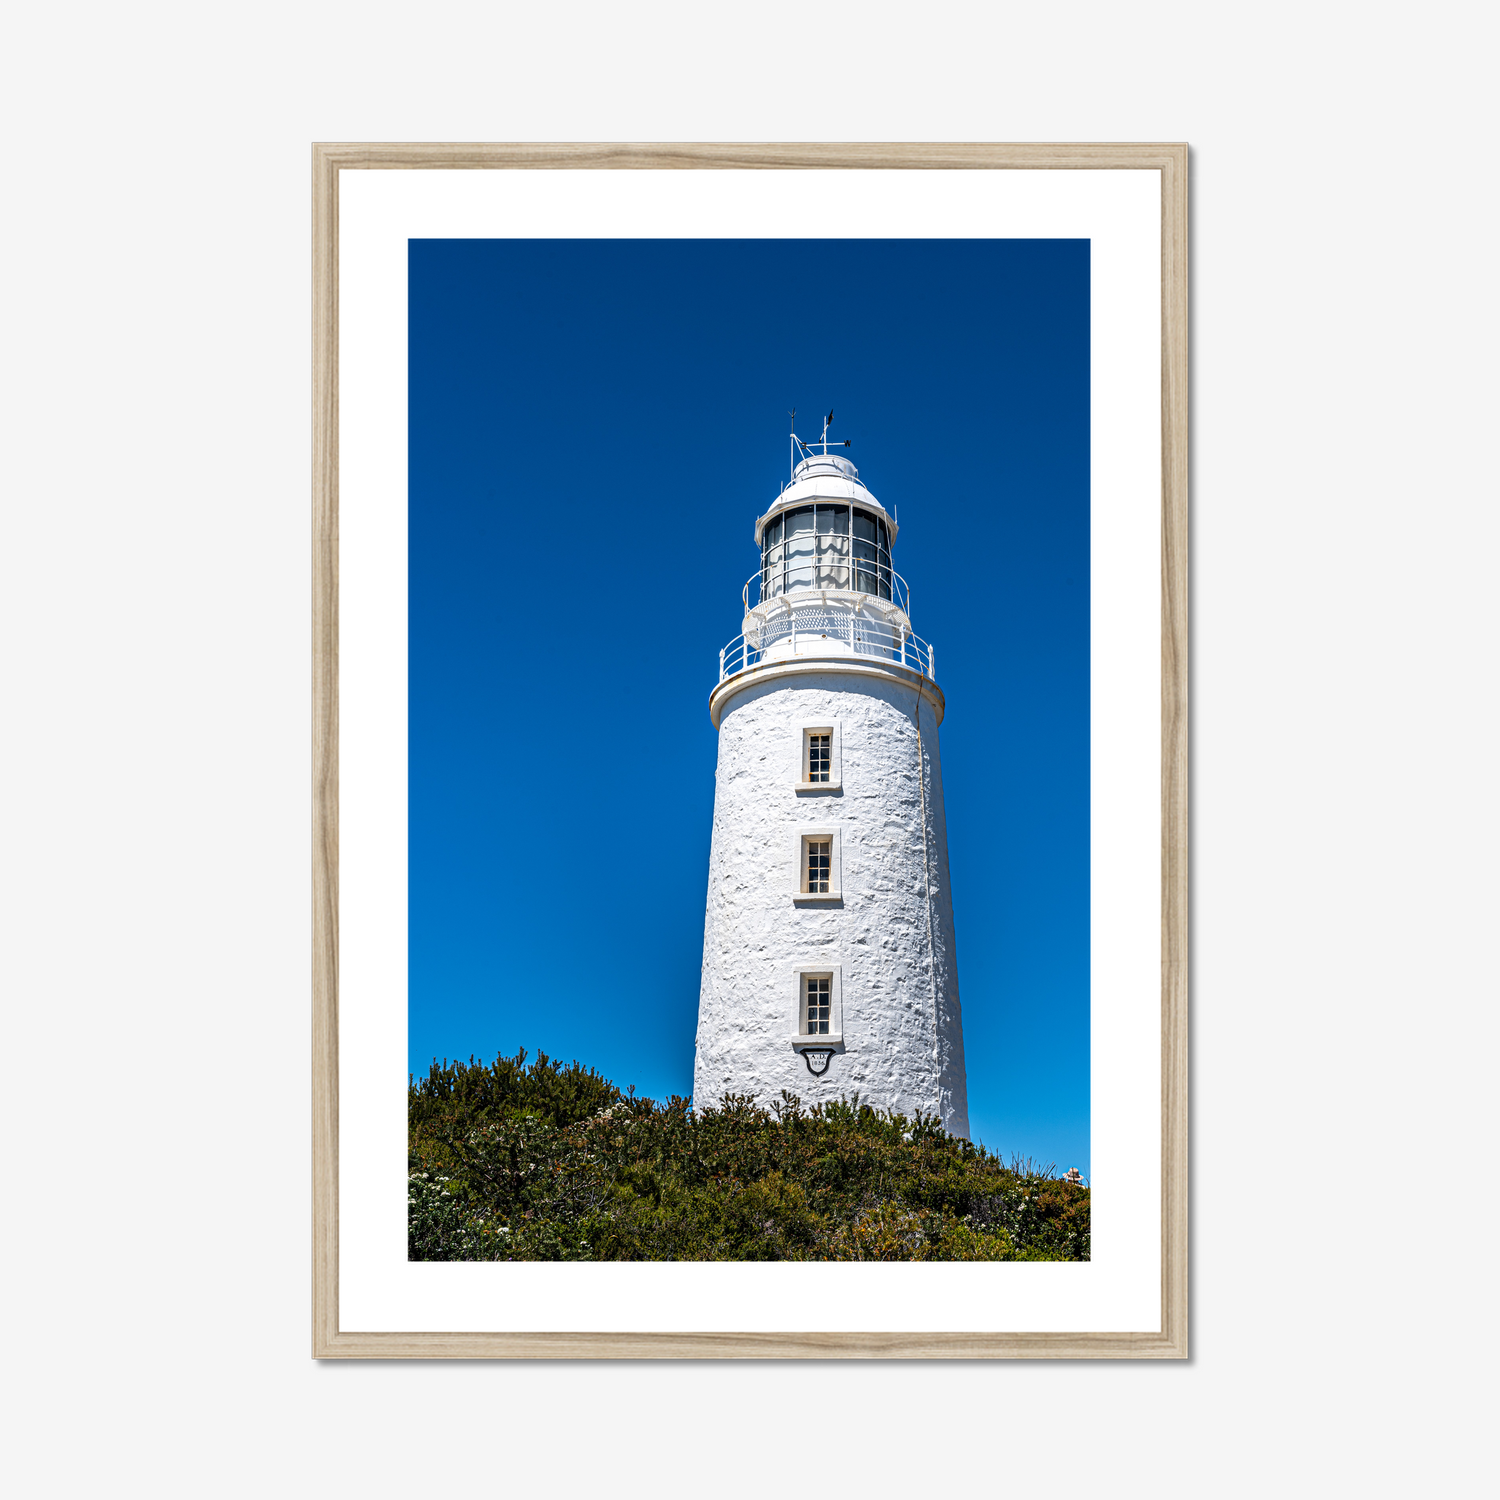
[409,1050,1089,1263]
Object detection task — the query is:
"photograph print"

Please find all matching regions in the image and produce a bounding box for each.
[407,236,1090,1263]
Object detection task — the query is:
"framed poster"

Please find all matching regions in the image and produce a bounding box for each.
[313,142,1187,1358]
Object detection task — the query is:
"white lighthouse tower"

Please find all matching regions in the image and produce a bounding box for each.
[694,416,969,1137]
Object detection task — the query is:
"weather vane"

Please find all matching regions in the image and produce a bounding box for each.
[788,406,852,480]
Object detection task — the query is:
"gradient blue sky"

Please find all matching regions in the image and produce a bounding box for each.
[409,238,1090,1175]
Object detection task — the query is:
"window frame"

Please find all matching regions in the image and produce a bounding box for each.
[792,825,842,902]
[794,720,842,790]
[789,963,843,1049]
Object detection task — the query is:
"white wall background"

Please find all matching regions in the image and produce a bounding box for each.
[3,3,1494,1495]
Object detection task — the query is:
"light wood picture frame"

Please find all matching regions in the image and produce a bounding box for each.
[313,141,1188,1359]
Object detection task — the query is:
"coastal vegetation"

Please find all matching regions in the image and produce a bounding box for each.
[409,1048,1089,1263]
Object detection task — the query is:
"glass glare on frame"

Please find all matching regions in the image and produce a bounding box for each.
[805,839,831,894]
[807,733,831,783]
[805,976,831,1035]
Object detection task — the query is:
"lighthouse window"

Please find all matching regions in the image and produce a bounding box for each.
[805,839,831,893]
[807,733,831,783]
[795,722,841,790]
[793,827,841,900]
[803,976,832,1035]
[790,964,843,1045]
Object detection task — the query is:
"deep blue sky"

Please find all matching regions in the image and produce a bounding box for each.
[409,238,1090,1175]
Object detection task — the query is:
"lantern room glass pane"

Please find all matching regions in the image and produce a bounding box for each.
[784,506,816,591]
[761,512,792,599]
[816,504,850,588]
[764,504,882,598]
[852,507,884,597]
[762,543,785,598]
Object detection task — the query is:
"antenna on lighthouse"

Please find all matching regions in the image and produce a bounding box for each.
[788,408,797,484]
[787,410,852,478]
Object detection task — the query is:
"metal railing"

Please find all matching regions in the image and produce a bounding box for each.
[717,602,936,685]
[743,558,911,616]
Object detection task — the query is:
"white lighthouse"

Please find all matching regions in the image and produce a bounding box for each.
[694,416,969,1137]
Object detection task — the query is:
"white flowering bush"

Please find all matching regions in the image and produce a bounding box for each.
[406,1171,497,1260]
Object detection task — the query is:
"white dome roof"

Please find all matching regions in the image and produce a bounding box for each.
[793,452,858,481]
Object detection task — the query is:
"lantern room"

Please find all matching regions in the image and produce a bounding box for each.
[716,417,935,690]
[754,451,899,606]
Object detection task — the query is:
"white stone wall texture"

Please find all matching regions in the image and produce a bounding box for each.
[695,667,970,1136]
